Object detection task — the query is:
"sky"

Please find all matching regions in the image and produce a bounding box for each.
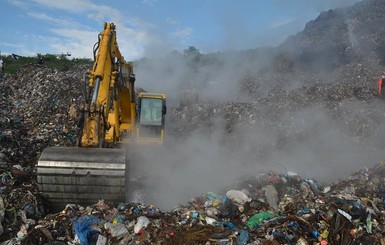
[0,0,362,60]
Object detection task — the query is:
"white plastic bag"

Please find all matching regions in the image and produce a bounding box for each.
[134,216,151,234]
[226,190,251,205]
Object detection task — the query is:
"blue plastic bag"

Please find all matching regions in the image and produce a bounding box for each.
[237,229,249,244]
[73,215,100,245]
[223,221,237,230]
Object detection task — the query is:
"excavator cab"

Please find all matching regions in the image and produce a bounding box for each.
[136,93,166,144]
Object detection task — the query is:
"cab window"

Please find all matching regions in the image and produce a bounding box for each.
[139,98,163,126]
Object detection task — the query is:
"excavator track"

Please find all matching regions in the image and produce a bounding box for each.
[37,147,128,211]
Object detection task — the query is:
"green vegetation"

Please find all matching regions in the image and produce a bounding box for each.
[1,53,92,74]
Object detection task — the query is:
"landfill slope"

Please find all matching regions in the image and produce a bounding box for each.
[1,0,385,244]
[279,0,385,72]
[0,63,86,166]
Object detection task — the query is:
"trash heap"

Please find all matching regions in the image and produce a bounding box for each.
[1,59,385,243]
[173,81,384,156]
[0,162,382,244]
[278,0,385,72]
[0,63,86,167]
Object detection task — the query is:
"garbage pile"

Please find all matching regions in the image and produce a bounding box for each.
[0,63,86,167]
[0,162,383,244]
[1,58,385,243]
[0,63,87,243]
[173,80,384,153]
[278,0,385,71]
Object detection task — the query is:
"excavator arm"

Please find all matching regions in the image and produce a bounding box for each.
[80,22,136,147]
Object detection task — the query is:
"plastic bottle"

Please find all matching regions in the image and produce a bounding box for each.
[366,212,372,233]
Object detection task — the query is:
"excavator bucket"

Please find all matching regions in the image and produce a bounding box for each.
[37,147,128,211]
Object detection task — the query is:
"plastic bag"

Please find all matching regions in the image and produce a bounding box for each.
[264,185,278,210]
[226,190,251,205]
[247,211,274,228]
[237,229,249,244]
[73,215,100,245]
[134,216,151,234]
[104,222,128,238]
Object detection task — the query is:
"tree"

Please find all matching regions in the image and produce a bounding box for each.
[183,46,201,57]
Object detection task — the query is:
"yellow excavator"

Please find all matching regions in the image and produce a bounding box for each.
[37,22,167,210]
